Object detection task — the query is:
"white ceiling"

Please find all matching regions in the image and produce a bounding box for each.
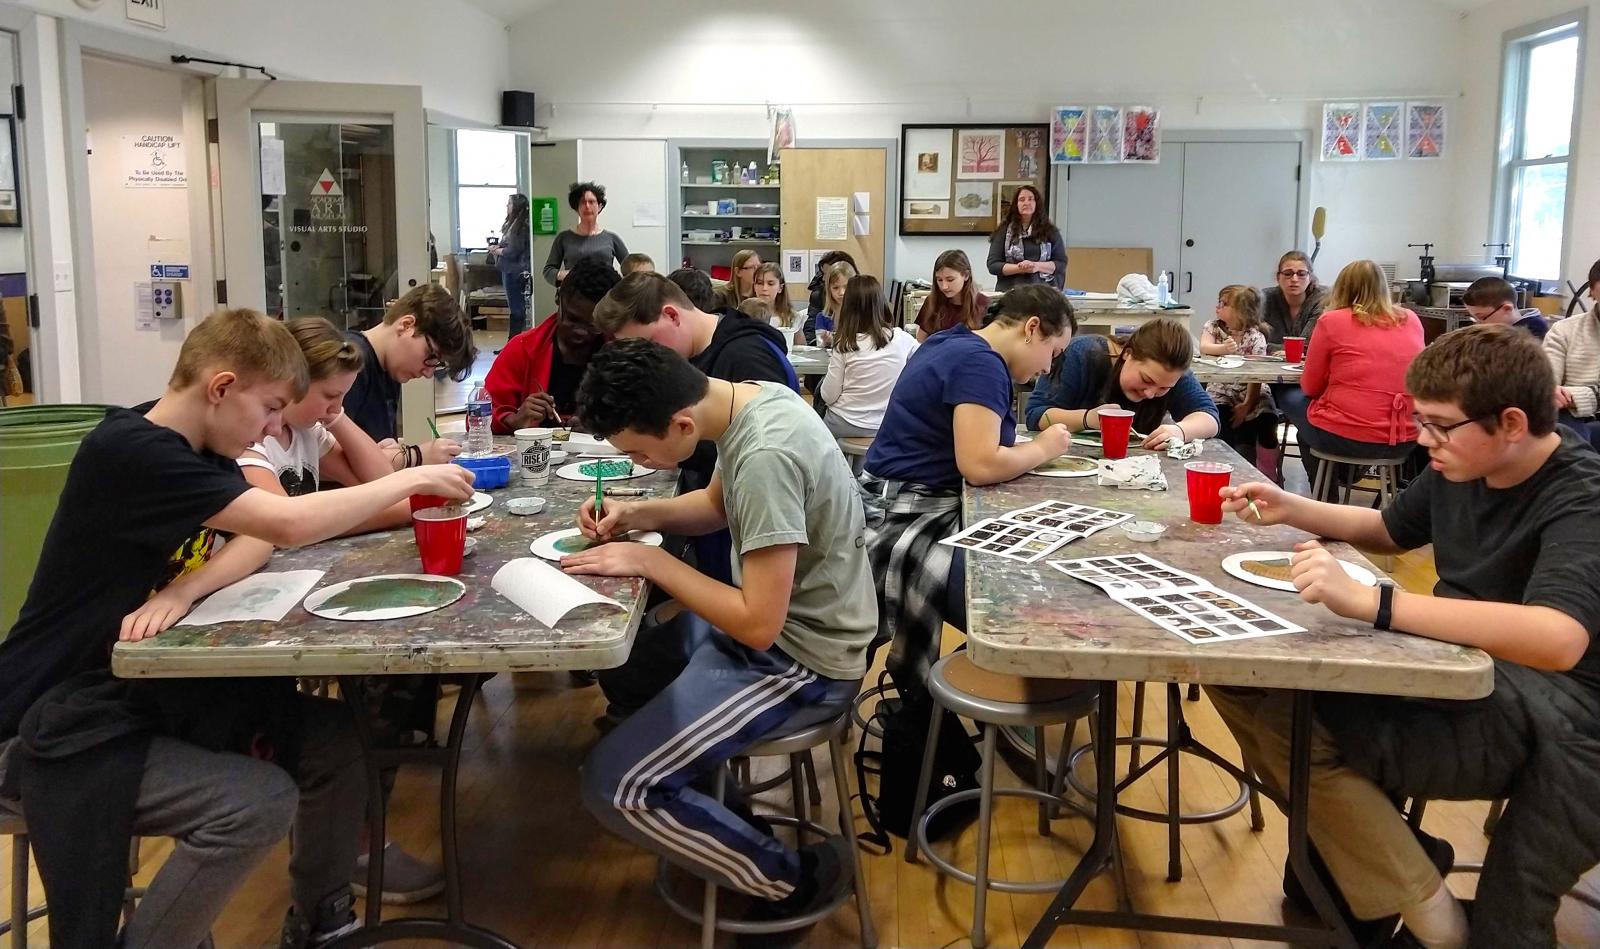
[463,0,1499,24]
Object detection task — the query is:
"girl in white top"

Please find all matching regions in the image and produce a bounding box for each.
[820,274,920,438]
[238,317,410,531]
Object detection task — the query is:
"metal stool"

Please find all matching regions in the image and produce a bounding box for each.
[1309,449,1407,507]
[1,811,150,949]
[905,653,1105,949]
[1067,681,1264,882]
[655,712,876,949]
[838,436,874,476]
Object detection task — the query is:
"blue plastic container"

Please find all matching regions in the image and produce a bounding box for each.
[452,453,512,489]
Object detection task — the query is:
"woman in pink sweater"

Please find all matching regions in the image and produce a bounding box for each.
[1282,259,1424,489]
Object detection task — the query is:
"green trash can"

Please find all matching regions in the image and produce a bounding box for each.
[0,404,111,635]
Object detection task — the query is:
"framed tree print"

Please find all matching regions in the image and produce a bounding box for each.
[899,122,1050,236]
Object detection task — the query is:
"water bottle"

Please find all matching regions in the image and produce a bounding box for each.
[1156,271,1171,306]
[680,160,689,182]
[466,381,493,456]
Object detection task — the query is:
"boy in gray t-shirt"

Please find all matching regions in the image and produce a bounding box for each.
[565,338,875,920]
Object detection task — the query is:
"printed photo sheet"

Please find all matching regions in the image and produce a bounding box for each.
[1049,553,1305,645]
[939,500,1135,563]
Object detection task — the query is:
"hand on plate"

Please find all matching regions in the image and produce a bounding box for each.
[1291,540,1376,621]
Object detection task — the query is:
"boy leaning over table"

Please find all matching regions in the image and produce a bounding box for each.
[1209,323,1600,949]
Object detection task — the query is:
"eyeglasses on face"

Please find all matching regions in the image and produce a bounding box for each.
[1278,269,1311,280]
[1412,411,1499,443]
[422,337,443,369]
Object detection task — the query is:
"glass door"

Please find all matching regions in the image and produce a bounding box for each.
[215,79,430,433]
[0,29,36,406]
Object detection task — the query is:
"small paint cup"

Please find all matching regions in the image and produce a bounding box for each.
[1098,409,1135,460]
[514,427,554,486]
[413,504,468,576]
[1185,462,1234,525]
[1283,336,1306,363]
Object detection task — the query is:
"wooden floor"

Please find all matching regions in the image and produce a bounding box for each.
[8,448,1600,947]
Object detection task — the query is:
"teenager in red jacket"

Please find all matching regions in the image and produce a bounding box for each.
[486,257,621,433]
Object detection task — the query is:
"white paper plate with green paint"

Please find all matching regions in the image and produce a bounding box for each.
[530,528,665,561]
[555,460,656,483]
[302,574,466,621]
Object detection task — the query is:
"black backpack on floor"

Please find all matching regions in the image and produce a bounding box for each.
[853,669,981,853]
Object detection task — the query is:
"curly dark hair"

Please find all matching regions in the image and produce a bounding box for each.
[577,339,710,437]
[568,181,607,211]
[559,256,623,306]
[667,268,717,311]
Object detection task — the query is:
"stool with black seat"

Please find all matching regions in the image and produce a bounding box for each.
[904,652,1108,949]
[654,711,876,949]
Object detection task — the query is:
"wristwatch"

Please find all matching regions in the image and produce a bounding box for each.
[1374,580,1396,631]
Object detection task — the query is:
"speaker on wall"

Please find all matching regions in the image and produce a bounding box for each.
[501,91,538,129]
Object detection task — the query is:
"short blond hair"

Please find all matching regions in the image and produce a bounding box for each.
[288,316,364,381]
[1330,260,1406,327]
[170,308,308,399]
[738,298,775,322]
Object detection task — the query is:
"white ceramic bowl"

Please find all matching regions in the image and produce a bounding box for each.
[1122,520,1167,543]
[507,497,546,516]
[547,450,569,465]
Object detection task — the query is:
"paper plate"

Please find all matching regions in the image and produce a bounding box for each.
[530,528,665,561]
[1214,355,1245,369]
[566,433,623,457]
[1032,455,1099,478]
[463,491,493,514]
[1221,551,1377,593]
[555,461,656,483]
[303,574,465,621]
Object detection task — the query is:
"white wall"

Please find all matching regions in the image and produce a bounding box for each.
[16,0,509,126]
[509,0,1470,284]
[81,55,199,405]
[577,139,669,270]
[0,38,24,275]
[1454,0,1600,288]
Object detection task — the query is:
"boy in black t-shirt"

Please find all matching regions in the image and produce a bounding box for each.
[0,309,473,949]
[1213,324,1600,949]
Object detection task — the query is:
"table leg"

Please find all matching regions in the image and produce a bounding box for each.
[1286,690,1359,949]
[328,674,520,949]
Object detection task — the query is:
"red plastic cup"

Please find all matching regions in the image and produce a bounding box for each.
[409,493,447,514]
[412,505,467,575]
[1098,409,1135,460]
[1185,462,1234,524]
[1283,336,1306,363]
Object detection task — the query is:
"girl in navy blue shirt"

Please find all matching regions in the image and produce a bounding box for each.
[1026,318,1219,449]
[860,286,1075,697]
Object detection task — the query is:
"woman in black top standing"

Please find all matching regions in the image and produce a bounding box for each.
[491,193,532,339]
[987,184,1066,291]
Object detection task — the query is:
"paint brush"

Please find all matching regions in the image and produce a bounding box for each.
[427,416,441,440]
[595,468,604,521]
[603,487,652,497]
[1247,498,1263,522]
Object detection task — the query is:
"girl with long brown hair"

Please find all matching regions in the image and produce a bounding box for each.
[818,275,920,437]
[915,249,990,340]
[750,261,801,345]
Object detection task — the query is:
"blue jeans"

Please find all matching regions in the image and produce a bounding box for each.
[1558,410,1600,449]
[583,613,859,898]
[1276,388,1412,489]
[501,270,529,338]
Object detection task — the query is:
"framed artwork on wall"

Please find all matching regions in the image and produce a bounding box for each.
[899,122,1050,236]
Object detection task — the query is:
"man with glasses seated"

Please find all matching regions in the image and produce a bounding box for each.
[342,284,477,469]
[1211,323,1600,949]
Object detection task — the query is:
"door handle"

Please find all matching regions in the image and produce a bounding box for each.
[1185,272,1193,294]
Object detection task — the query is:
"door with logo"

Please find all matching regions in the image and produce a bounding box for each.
[214,79,433,434]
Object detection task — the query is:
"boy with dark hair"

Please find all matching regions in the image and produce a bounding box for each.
[343,284,475,466]
[1461,276,1548,340]
[565,339,876,919]
[0,309,474,949]
[1213,323,1600,949]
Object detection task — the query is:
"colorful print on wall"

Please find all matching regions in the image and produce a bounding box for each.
[1321,102,1363,161]
[1406,102,1446,159]
[1363,102,1403,160]
[1088,106,1123,163]
[1121,106,1160,162]
[1012,127,1043,179]
[956,129,1006,179]
[1050,106,1087,163]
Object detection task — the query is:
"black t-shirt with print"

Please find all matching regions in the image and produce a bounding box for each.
[342,332,402,442]
[0,405,252,739]
[1381,429,1600,689]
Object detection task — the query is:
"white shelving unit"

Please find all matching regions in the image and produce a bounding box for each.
[672,143,781,277]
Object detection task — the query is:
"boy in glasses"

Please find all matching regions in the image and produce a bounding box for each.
[342,285,476,468]
[1461,276,1548,340]
[1209,324,1600,949]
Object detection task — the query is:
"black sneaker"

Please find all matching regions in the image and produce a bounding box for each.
[736,836,852,948]
[279,887,360,949]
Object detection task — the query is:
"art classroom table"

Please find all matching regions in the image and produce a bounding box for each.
[961,442,1494,949]
[111,450,678,949]
[1189,355,1305,386]
[787,344,829,376]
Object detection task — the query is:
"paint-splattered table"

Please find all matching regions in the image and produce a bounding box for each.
[111,453,679,949]
[788,345,829,376]
[961,442,1493,949]
[1189,356,1305,386]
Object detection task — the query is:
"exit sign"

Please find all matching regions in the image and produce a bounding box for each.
[126,0,165,29]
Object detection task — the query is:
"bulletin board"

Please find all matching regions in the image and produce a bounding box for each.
[898,123,1050,236]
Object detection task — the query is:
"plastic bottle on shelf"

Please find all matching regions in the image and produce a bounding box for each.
[1155,272,1171,306]
[465,381,492,455]
[681,160,689,182]
[747,161,759,184]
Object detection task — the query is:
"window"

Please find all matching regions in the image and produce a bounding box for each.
[455,128,521,250]
[1495,18,1583,283]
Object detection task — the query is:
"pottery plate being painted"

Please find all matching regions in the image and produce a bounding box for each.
[1221,551,1377,593]
[302,574,466,621]
[530,528,665,562]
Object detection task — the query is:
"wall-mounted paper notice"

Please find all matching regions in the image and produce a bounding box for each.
[177,570,327,626]
[260,137,287,196]
[492,557,623,628]
[633,201,666,227]
[852,214,869,237]
[852,192,870,214]
[782,249,808,280]
[816,197,848,241]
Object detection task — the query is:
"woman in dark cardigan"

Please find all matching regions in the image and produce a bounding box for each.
[986,184,1066,291]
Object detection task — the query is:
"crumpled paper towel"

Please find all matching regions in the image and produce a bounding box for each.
[1098,455,1168,491]
[1116,273,1160,305]
[1166,438,1204,460]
